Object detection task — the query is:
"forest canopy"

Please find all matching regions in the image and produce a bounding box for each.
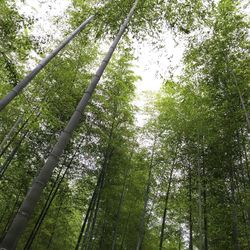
[0,0,249,249]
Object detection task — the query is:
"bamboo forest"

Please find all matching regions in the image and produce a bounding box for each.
[0,0,249,249]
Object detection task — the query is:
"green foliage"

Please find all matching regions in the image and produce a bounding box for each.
[0,0,249,249]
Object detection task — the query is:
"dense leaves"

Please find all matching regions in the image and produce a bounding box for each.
[0,0,249,249]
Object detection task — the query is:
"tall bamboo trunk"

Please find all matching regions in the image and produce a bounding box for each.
[81,189,99,250]
[98,207,109,250]
[86,150,114,250]
[229,163,240,250]
[159,164,175,250]
[226,62,250,132]
[120,203,133,250]
[75,178,100,250]
[0,131,28,179]
[0,1,139,248]
[188,164,193,250]
[0,116,30,158]
[24,155,75,249]
[0,115,23,151]
[0,192,21,242]
[46,193,65,249]
[25,132,89,249]
[0,16,94,111]
[111,166,130,250]
[136,139,156,250]
[202,162,208,250]
[198,158,203,250]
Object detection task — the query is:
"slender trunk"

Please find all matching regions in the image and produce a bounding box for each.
[0,2,139,247]
[226,63,250,132]
[0,116,22,151]
[98,206,109,250]
[46,194,64,249]
[27,120,94,248]
[0,205,9,227]
[120,205,133,250]
[81,190,99,250]
[24,152,77,249]
[242,211,250,249]
[203,166,208,250]
[136,139,156,250]
[230,165,240,250]
[75,179,101,250]
[0,131,28,179]
[241,132,250,181]
[0,16,94,111]
[198,161,203,250]
[0,117,30,158]
[159,165,175,250]
[111,167,130,250]
[81,146,114,250]
[86,152,113,250]
[237,86,250,132]
[80,145,113,250]
[188,164,193,250]
[0,193,20,242]
[82,113,118,250]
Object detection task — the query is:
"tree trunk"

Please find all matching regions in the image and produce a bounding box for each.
[230,167,240,250]
[203,165,208,250]
[0,115,22,151]
[24,159,71,249]
[198,159,203,250]
[98,207,109,250]
[111,166,130,250]
[136,138,156,250]
[0,16,94,111]
[120,205,132,250]
[75,179,100,250]
[188,164,193,250]
[159,164,175,250]
[0,192,20,242]
[0,1,139,247]
[0,117,29,158]
[46,193,65,249]
[0,131,28,179]
[86,150,114,250]
[25,133,88,249]
[226,62,250,132]
[78,146,113,250]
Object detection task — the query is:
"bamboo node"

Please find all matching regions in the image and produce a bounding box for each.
[18,210,29,218]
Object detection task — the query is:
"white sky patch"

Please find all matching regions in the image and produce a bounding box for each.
[132,29,186,126]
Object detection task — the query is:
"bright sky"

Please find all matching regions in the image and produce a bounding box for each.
[17,0,186,125]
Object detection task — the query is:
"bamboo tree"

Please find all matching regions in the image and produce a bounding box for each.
[111,166,130,250]
[136,138,156,250]
[0,1,139,248]
[45,193,65,249]
[0,131,28,179]
[0,117,30,158]
[75,180,100,250]
[24,155,74,249]
[0,116,23,151]
[0,15,94,112]
[159,162,175,250]
[188,163,193,250]
[85,146,114,250]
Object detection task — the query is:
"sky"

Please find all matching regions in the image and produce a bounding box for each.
[16,0,186,125]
